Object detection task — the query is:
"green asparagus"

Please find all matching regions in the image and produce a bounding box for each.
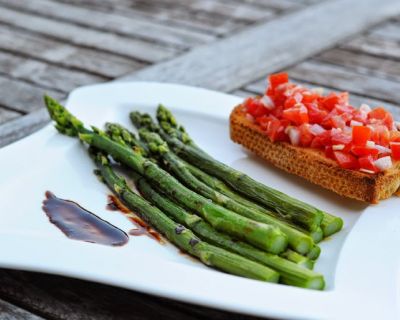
[134,173,324,289]
[140,129,315,255]
[45,96,288,253]
[92,152,279,282]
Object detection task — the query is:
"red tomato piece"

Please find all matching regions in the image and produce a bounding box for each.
[390,131,400,142]
[321,93,340,111]
[352,126,371,146]
[358,155,378,173]
[331,130,352,145]
[265,119,281,142]
[306,103,328,124]
[390,142,400,160]
[351,146,379,157]
[325,146,335,160]
[299,124,313,147]
[245,98,268,117]
[268,73,288,92]
[333,151,359,169]
[282,105,309,126]
[311,130,331,149]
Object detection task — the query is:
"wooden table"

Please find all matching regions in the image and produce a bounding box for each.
[1,0,400,318]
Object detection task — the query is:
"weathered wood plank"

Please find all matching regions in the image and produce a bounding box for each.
[0,76,64,113]
[0,6,179,62]
[288,60,400,104]
[0,299,43,320]
[244,77,400,118]
[0,51,107,92]
[341,35,400,60]
[0,269,263,320]
[121,0,400,92]
[369,21,400,42]
[0,0,215,49]
[225,0,303,11]
[0,24,144,78]
[0,108,21,125]
[58,0,247,36]
[315,48,400,81]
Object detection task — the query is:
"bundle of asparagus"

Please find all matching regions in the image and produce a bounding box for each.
[44,95,345,290]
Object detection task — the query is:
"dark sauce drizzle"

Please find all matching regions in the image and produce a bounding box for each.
[106,194,163,243]
[42,191,129,247]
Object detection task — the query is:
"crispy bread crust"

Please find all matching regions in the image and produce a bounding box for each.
[230,105,400,203]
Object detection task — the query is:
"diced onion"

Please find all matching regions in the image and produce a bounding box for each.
[374,156,392,171]
[332,144,345,150]
[350,120,363,127]
[375,145,391,154]
[360,104,371,113]
[366,140,375,148]
[360,168,375,174]
[288,127,300,146]
[245,113,255,123]
[260,95,275,110]
[310,124,325,135]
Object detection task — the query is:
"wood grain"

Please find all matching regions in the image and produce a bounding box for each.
[0,6,179,62]
[0,0,215,49]
[0,299,43,320]
[0,25,145,78]
[0,269,264,320]
[120,0,400,92]
[315,48,400,81]
[341,35,400,60]
[369,21,400,42]
[0,108,21,125]
[0,51,107,92]
[289,60,400,104]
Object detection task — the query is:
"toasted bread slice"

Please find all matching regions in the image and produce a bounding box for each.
[230,104,400,203]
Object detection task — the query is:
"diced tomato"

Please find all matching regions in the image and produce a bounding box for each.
[299,124,313,147]
[301,91,319,103]
[351,146,379,157]
[352,126,371,146]
[268,73,288,92]
[368,107,394,129]
[390,131,400,142]
[358,155,378,173]
[333,151,359,169]
[284,97,298,109]
[325,146,335,160]
[306,103,328,124]
[282,104,309,126]
[311,130,331,149]
[245,98,268,117]
[321,93,339,111]
[264,118,281,142]
[331,130,352,145]
[390,142,400,160]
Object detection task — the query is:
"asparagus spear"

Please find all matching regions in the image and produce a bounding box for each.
[306,245,321,261]
[44,96,287,253]
[131,110,321,232]
[92,152,279,282]
[280,250,315,270]
[185,160,324,243]
[156,106,344,236]
[140,129,316,255]
[134,173,324,289]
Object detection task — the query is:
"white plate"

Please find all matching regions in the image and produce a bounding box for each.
[0,82,399,320]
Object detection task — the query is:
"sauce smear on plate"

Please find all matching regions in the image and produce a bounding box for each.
[42,191,129,246]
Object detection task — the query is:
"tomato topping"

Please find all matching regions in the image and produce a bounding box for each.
[244,74,399,173]
[268,73,289,92]
[333,151,359,169]
[358,155,378,173]
[282,104,309,126]
[352,126,371,146]
[351,146,379,157]
[390,142,400,160]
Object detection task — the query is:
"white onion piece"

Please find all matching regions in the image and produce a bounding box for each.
[245,113,254,123]
[360,104,371,113]
[311,87,324,95]
[375,145,391,154]
[359,168,375,174]
[366,140,375,148]
[350,120,363,127]
[260,95,275,110]
[332,144,345,150]
[310,124,325,135]
[374,156,392,171]
[288,127,300,146]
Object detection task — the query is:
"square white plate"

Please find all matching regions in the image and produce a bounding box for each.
[0,82,399,320]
